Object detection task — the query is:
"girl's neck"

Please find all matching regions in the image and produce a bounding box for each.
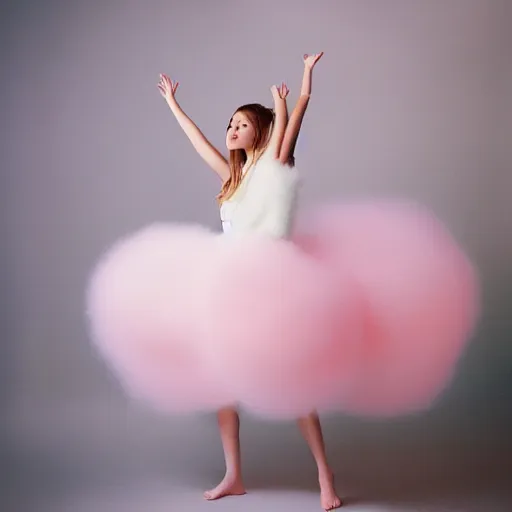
[243,150,256,172]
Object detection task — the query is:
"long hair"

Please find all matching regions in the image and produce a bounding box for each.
[217,103,275,204]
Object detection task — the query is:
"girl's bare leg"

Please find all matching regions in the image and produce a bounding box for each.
[204,407,246,500]
[297,412,342,510]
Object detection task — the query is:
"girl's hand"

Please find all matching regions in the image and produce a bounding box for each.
[303,52,324,70]
[157,73,179,103]
[271,82,290,100]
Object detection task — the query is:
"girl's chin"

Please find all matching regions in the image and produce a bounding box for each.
[227,144,244,151]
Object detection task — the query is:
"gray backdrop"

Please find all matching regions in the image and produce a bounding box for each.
[2,1,511,511]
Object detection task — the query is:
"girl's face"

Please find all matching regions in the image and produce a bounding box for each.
[226,111,256,151]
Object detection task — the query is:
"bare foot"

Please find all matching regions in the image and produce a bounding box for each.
[203,475,246,501]
[319,472,342,510]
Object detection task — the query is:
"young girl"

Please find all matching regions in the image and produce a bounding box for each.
[157,52,343,511]
[86,48,478,512]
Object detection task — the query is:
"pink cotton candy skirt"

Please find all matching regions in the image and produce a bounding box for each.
[85,200,480,420]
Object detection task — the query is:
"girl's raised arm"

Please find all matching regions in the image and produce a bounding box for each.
[158,74,230,182]
[279,52,324,165]
[267,82,289,159]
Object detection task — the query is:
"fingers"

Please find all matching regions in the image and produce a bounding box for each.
[272,82,290,99]
[157,74,166,96]
[304,52,324,68]
[157,73,179,98]
[277,82,288,98]
[158,74,167,92]
[271,84,284,99]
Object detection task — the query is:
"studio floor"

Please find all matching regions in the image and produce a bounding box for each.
[3,401,512,512]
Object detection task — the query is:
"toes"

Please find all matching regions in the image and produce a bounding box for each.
[203,490,217,500]
[330,498,342,510]
[323,497,343,510]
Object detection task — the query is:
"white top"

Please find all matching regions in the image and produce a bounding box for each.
[220,159,252,233]
[219,146,299,239]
